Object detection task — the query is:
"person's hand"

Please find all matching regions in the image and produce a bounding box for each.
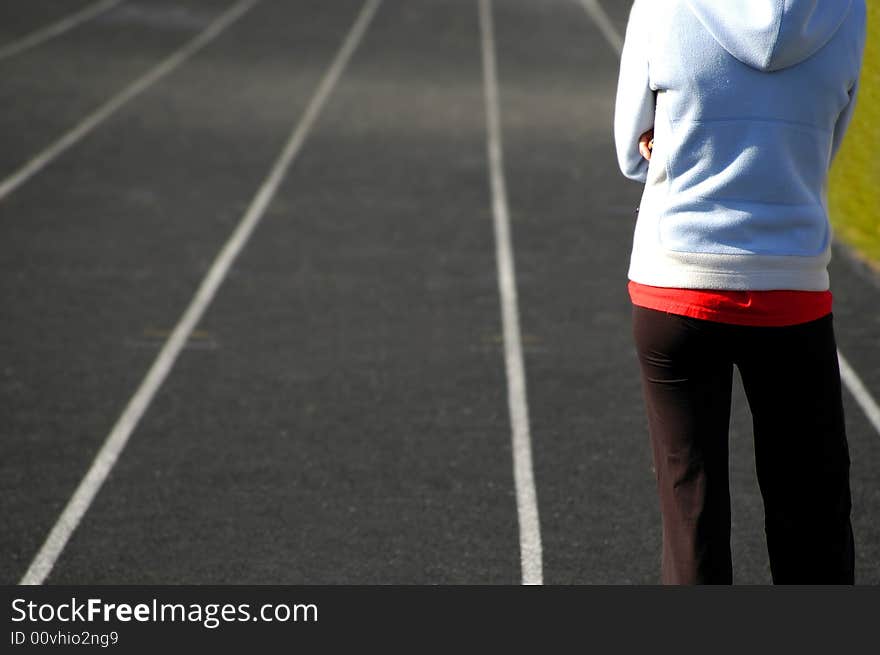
[639,128,654,161]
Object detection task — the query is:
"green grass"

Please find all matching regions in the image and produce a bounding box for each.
[828,2,880,268]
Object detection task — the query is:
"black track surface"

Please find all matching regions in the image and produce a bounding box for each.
[2,0,878,585]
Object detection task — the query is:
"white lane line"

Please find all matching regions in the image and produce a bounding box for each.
[578,0,623,55]
[0,0,124,62]
[583,0,880,440]
[19,0,382,586]
[838,353,880,437]
[0,0,260,205]
[479,0,543,586]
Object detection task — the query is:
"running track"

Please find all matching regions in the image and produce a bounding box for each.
[2,0,879,585]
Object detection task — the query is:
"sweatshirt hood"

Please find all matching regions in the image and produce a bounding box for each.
[684,0,853,71]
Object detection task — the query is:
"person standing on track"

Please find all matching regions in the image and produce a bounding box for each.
[614,0,867,584]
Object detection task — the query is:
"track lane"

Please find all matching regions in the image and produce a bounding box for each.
[1,0,369,584]
[490,0,785,583]
[0,0,123,62]
[827,251,880,581]
[0,0,237,181]
[0,0,98,48]
[43,0,521,584]
[20,0,382,587]
[0,0,261,203]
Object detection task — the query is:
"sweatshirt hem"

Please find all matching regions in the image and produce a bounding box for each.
[627,243,832,291]
[627,266,830,291]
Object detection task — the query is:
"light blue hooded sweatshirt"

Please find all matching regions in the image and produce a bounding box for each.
[614,0,866,291]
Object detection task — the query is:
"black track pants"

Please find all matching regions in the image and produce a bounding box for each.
[632,306,854,584]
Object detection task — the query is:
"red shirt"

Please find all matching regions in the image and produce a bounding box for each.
[628,281,832,327]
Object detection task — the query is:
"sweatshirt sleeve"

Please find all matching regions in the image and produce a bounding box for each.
[829,78,859,164]
[614,0,656,183]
